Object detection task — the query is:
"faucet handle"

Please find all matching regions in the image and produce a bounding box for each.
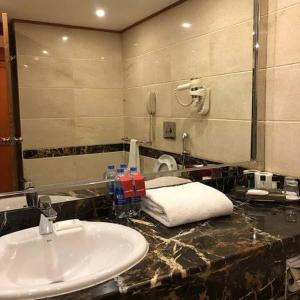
[38,196,57,219]
[38,196,51,209]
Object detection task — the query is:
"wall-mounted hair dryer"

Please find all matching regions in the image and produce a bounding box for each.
[174,78,210,115]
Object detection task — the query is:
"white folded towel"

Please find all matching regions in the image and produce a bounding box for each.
[142,182,233,227]
[128,139,140,171]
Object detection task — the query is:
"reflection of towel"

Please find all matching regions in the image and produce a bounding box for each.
[128,139,140,171]
[142,182,233,227]
[146,176,192,189]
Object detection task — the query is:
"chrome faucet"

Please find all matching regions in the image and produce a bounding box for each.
[181,132,191,169]
[38,196,57,235]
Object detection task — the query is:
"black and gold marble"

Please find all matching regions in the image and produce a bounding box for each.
[1,188,300,299]
[22,142,218,167]
[23,143,126,159]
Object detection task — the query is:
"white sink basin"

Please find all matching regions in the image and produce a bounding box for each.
[0,195,79,212]
[0,220,148,299]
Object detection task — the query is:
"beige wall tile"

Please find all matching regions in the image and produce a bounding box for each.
[75,117,124,145]
[274,0,300,12]
[143,49,171,85]
[15,23,122,61]
[266,12,277,67]
[74,88,123,117]
[23,156,76,186]
[125,117,251,163]
[123,56,144,88]
[18,55,74,88]
[265,121,300,176]
[122,0,253,60]
[206,72,252,120]
[190,119,251,163]
[124,116,150,141]
[210,21,253,75]
[170,35,210,81]
[124,83,173,118]
[171,72,252,120]
[19,87,75,119]
[70,29,122,61]
[73,59,123,89]
[151,117,185,153]
[21,118,76,149]
[266,64,300,121]
[271,5,300,66]
[124,87,148,117]
[15,23,73,58]
[74,152,124,181]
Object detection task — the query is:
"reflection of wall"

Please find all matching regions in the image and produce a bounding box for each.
[122,0,253,163]
[264,1,300,177]
[15,23,124,185]
[15,0,256,186]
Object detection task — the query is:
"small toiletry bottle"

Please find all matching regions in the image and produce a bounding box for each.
[114,168,128,219]
[129,167,141,217]
[105,165,116,195]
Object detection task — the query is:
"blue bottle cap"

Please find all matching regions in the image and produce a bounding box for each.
[120,164,127,169]
[107,165,115,170]
[130,167,137,172]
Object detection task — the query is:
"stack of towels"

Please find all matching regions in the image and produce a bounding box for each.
[142,177,233,227]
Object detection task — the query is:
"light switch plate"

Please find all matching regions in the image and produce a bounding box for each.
[163,121,176,139]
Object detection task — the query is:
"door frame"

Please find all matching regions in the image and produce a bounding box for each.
[1,13,23,190]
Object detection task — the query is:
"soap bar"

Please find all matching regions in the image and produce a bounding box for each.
[54,219,82,232]
[247,189,269,196]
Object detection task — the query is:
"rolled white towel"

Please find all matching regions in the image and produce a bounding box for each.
[142,182,233,227]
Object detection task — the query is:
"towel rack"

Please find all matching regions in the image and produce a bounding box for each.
[121,137,152,146]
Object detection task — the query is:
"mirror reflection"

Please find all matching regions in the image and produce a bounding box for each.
[1,0,255,191]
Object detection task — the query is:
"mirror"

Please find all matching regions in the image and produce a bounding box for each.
[0,0,261,189]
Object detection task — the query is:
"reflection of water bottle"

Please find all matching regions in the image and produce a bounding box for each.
[120,163,127,171]
[114,168,128,219]
[129,167,141,217]
[105,165,116,195]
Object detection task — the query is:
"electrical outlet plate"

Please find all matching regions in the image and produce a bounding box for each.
[163,121,176,139]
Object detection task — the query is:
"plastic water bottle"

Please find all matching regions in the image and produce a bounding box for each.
[114,168,128,219]
[105,165,116,195]
[129,167,142,217]
[120,163,127,171]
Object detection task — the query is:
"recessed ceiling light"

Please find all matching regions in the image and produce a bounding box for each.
[96,9,106,17]
[42,50,49,55]
[62,36,69,41]
[182,22,192,28]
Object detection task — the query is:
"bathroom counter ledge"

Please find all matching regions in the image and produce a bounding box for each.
[47,200,300,299]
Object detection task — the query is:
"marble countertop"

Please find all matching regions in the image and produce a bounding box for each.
[49,198,300,300]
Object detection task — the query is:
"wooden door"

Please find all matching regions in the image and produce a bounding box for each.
[0,13,22,192]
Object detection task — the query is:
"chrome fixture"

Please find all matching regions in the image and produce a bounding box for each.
[0,136,23,145]
[147,91,156,143]
[38,196,57,235]
[122,137,152,146]
[181,132,191,169]
[24,180,38,207]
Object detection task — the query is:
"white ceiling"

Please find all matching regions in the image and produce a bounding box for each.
[0,0,180,31]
